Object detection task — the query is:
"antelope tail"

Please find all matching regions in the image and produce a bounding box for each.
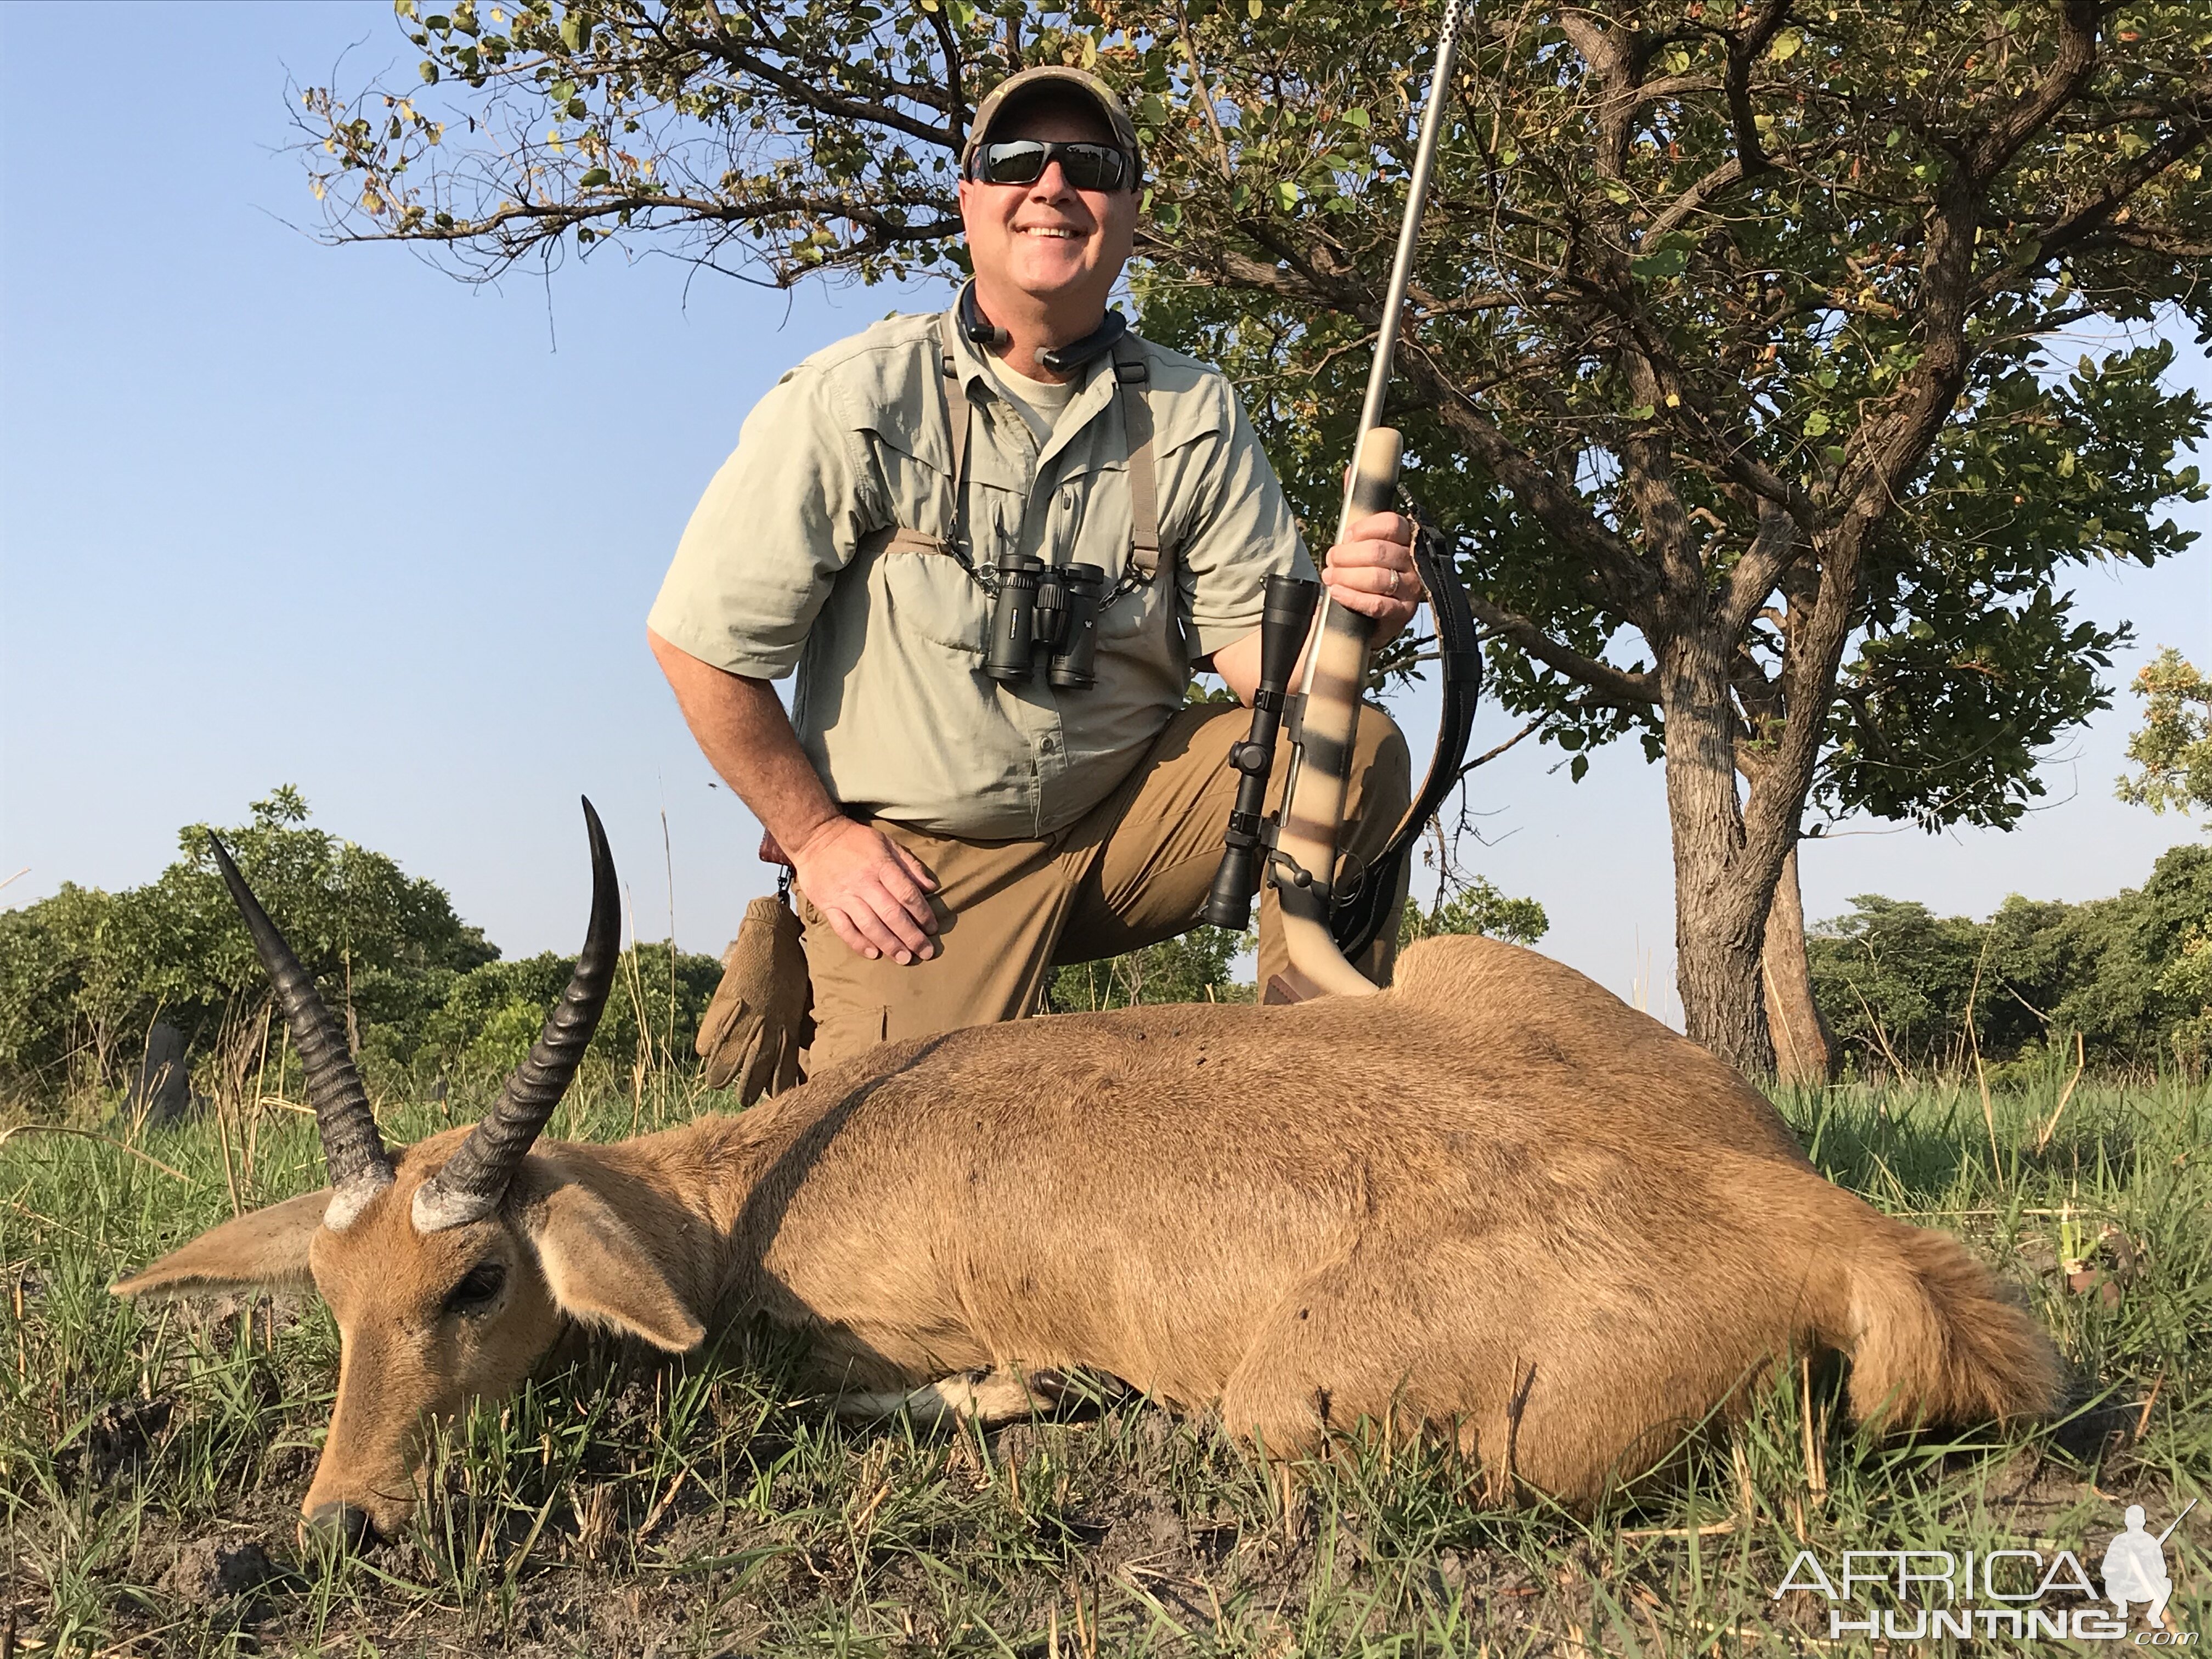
[1833,1218,2063,1430]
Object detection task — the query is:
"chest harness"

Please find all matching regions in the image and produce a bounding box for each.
[881,294,1166,612]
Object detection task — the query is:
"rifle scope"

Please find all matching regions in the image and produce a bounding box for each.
[1201,573,1321,930]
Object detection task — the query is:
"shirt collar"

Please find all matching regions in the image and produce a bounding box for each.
[945,285,1126,467]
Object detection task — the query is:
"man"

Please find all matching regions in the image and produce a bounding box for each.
[648,67,1422,1073]
[2101,1504,2175,1629]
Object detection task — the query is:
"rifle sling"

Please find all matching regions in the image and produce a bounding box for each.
[1325,521,1483,962]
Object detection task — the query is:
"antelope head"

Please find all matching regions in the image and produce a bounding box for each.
[111,801,704,1543]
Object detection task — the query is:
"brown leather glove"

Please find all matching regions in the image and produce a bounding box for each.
[695,894,813,1103]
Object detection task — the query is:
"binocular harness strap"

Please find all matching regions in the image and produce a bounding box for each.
[1110,337,1163,584]
[932,306,1164,585]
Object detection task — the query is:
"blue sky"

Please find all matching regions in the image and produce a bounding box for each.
[3,2,2206,1019]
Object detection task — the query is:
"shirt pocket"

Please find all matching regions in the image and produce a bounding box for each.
[872,537,989,657]
[861,428,990,656]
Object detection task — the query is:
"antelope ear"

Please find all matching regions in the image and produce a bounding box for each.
[110,1189,330,1299]
[527,1182,705,1353]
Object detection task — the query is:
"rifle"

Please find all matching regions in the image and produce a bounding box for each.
[1203,0,1481,1000]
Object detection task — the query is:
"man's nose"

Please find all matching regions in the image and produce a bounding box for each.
[1029,162,1077,202]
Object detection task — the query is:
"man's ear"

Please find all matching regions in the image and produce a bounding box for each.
[526,1182,705,1353]
[110,1189,330,1300]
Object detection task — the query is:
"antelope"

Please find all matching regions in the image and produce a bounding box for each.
[114,802,2061,1542]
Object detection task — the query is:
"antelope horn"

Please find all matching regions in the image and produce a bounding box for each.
[412,799,620,1233]
[208,833,395,1228]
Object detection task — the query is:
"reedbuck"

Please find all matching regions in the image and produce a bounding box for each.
[116,803,2059,1540]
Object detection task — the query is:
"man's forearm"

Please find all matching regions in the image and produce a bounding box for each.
[647,629,844,855]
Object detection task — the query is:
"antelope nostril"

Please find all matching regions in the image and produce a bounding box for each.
[304,1500,376,1549]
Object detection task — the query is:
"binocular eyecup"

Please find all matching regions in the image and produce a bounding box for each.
[984,551,1108,690]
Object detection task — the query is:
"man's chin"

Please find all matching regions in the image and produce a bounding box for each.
[1002,259,1101,309]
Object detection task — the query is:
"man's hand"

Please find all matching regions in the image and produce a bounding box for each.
[789,817,941,965]
[1323,509,1423,642]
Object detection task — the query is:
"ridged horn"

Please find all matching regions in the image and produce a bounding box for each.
[208,833,395,1226]
[412,799,620,1233]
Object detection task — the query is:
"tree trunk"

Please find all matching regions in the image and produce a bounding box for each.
[1659,628,1779,1076]
[1760,843,1836,1087]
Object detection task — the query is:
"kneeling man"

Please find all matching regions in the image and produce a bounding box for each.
[648,67,1418,1072]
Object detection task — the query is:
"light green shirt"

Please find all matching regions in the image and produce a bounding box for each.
[648,304,1313,838]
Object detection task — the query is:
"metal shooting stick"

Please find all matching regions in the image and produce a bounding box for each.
[1261,0,1468,997]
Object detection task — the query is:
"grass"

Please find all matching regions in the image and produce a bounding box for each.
[0,1065,2205,1655]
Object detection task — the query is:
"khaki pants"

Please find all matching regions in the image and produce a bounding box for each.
[797,701,1412,1070]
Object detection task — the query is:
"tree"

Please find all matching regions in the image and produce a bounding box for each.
[2118,647,2212,817]
[1399,875,1550,948]
[0,789,496,1101]
[1805,842,2212,1075]
[300,0,2212,1072]
[0,789,729,1109]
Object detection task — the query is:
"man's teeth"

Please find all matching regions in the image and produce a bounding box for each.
[1022,228,1079,238]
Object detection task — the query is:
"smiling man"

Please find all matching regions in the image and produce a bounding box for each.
[648,68,1421,1076]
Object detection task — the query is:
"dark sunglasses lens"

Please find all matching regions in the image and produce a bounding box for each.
[980,142,1049,184]
[1058,145,1128,190]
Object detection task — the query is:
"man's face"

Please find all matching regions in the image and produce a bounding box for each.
[958,100,1137,321]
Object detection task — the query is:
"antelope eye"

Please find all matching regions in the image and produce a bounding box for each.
[444,1261,506,1315]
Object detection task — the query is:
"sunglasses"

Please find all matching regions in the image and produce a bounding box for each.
[968,139,1135,193]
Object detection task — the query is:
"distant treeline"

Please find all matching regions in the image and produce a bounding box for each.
[0,789,720,1110]
[1807,843,2212,1079]
[5,790,2200,1108]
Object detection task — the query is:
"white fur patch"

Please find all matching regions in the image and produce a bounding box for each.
[321,1179,383,1233]
[409,1182,487,1234]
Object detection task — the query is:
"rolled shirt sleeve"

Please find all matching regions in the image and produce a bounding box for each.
[647,370,881,680]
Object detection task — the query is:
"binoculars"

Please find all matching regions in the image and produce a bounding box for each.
[983,550,1108,690]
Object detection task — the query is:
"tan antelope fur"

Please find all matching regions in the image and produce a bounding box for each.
[115,809,2062,1541]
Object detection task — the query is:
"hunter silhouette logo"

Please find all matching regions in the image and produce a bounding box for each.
[2104,1502,2194,1632]
[1773,1500,2195,1642]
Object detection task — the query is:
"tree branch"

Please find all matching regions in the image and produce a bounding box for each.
[1966,0,2100,183]
[1463,590,1660,710]
[1718,499,1808,641]
[1977,107,2212,297]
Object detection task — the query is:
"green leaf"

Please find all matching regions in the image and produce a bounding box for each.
[419,58,441,83]
[1341,106,1370,129]
[1273,180,1301,212]
[1803,410,1832,436]
[1769,28,1804,60]
[1569,754,1590,782]
[1630,246,1686,280]
[580,167,611,188]
[1626,403,1656,422]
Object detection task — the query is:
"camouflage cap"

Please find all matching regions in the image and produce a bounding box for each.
[962,66,1142,185]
